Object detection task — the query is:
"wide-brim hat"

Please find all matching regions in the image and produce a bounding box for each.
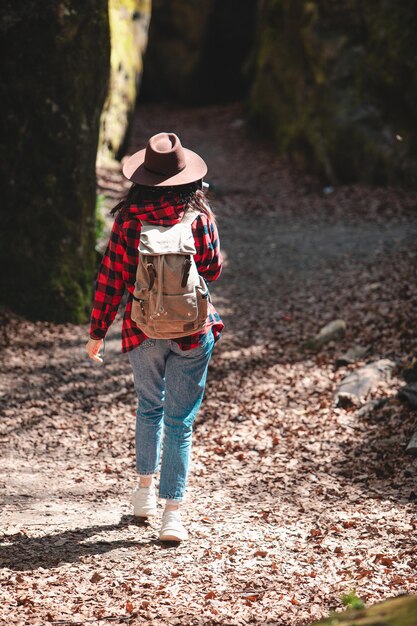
[122,132,207,186]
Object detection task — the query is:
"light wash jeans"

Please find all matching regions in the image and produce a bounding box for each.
[127,329,215,502]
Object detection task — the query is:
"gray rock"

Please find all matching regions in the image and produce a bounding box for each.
[406,427,417,456]
[302,319,346,351]
[335,359,396,407]
[398,383,417,409]
[404,360,417,383]
[336,345,369,368]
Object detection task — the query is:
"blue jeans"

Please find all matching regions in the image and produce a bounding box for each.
[127,330,215,502]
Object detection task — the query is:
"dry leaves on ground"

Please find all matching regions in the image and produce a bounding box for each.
[1,102,417,626]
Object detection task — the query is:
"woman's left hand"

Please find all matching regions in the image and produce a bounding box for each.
[86,338,104,363]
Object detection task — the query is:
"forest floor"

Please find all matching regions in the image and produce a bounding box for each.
[1,102,417,626]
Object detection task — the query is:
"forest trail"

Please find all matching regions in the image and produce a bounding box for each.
[1,103,417,626]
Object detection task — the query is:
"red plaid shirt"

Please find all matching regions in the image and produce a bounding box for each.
[89,194,224,352]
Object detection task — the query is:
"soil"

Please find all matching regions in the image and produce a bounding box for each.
[1,102,417,626]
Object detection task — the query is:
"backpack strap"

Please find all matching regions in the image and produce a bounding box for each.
[152,256,165,317]
[146,257,157,290]
[180,208,200,226]
[181,256,192,287]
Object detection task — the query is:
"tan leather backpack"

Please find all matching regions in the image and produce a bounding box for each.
[131,209,209,339]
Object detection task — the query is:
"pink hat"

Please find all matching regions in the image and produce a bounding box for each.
[122,132,207,186]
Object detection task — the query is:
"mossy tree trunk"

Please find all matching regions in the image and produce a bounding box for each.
[97,0,151,167]
[310,594,417,626]
[248,1,417,187]
[0,1,110,323]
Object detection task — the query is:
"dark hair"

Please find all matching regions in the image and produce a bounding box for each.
[110,180,216,221]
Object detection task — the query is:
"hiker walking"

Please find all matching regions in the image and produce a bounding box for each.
[86,133,223,541]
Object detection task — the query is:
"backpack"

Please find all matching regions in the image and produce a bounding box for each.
[131,208,210,339]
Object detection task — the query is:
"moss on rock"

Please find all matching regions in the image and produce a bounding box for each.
[248,1,417,186]
[0,0,110,323]
[311,594,417,626]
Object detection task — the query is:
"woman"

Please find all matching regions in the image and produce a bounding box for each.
[86,132,223,542]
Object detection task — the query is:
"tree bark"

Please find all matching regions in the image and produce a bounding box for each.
[97,0,151,166]
[0,1,110,323]
[309,594,417,626]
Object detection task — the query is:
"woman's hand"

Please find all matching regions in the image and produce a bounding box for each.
[86,338,104,363]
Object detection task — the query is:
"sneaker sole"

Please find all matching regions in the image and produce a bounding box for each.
[159,532,188,542]
[134,509,158,518]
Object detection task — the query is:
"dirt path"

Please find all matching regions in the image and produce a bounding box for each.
[1,103,417,626]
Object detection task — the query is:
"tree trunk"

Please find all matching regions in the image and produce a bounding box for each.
[310,594,417,626]
[0,0,110,323]
[97,0,151,167]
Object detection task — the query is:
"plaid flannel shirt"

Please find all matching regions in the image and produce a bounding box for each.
[89,194,223,352]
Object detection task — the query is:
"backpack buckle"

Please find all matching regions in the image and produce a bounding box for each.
[147,261,156,290]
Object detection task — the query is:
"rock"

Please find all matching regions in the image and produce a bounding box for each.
[231,118,246,129]
[403,359,417,383]
[336,345,368,368]
[309,594,417,625]
[406,428,417,456]
[232,414,250,423]
[353,398,386,418]
[398,383,417,410]
[334,359,396,407]
[302,319,346,351]
[248,1,417,187]
[0,1,110,323]
[140,0,258,103]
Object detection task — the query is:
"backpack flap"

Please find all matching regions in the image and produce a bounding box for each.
[139,221,197,256]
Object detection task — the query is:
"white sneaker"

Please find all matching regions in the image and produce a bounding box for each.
[132,484,158,517]
[159,509,189,541]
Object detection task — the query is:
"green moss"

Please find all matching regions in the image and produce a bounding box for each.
[95,194,106,242]
[341,591,365,610]
[248,0,417,186]
[311,595,417,626]
[97,0,151,166]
